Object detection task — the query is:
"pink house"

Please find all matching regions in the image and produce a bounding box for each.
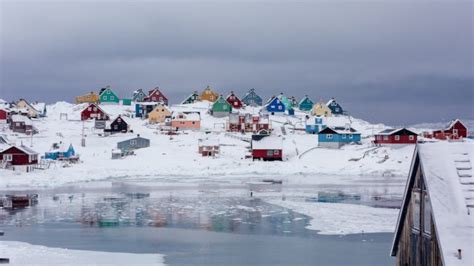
[170,112,201,130]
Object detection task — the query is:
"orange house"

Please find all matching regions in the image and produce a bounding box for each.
[171,112,201,130]
[199,86,219,102]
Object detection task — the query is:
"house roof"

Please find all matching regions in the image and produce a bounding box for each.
[199,138,219,146]
[48,142,73,153]
[14,145,39,155]
[11,114,33,125]
[298,96,313,105]
[31,102,46,112]
[391,142,474,265]
[0,143,9,153]
[445,119,467,131]
[319,126,359,135]
[377,128,417,136]
[252,136,283,150]
[326,98,337,106]
[118,136,150,145]
[172,112,200,121]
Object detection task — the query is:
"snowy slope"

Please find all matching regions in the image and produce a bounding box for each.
[0,101,416,189]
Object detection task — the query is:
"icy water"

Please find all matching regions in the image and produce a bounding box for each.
[0,181,399,265]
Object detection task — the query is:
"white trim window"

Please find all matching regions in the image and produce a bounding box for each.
[409,135,415,141]
[4,154,13,161]
[383,136,388,141]
[349,134,353,139]
[326,134,333,139]
[341,134,346,139]
[395,135,400,141]
[453,129,458,136]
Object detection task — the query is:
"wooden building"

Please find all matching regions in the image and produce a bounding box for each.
[242,88,263,107]
[199,86,219,102]
[318,126,361,149]
[144,88,168,105]
[170,112,201,130]
[0,145,39,172]
[428,119,468,140]
[16,99,40,118]
[9,115,38,135]
[0,109,8,122]
[391,142,473,266]
[182,91,200,104]
[210,96,232,117]
[226,91,243,109]
[198,139,220,157]
[104,115,130,134]
[326,98,344,115]
[311,101,332,117]
[117,135,150,152]
[75,92,99,104]
[80,103,109,121]
[132,89,147,102]
[99,87,120,104]
[44,142,76,160]
[264,96,285,115]
[298,95,314,111]
[251,136,283,161]
[227,113,270,133]
[374,128,418,145]
[148,104,171,124]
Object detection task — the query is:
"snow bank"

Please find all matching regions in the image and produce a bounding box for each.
[267,199,398,235]
[0,241,165,266]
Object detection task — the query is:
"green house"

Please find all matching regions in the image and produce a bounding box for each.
[210,95,232,117]
[182,91,200,104]
[99,87,119,104]
[298,95,314,111]
[277,93,292,110]
[121,98,132,106]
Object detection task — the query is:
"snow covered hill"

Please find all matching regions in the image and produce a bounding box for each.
[0,101,418,189]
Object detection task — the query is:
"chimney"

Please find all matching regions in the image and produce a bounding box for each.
[137,134,140,138]
[458,249,462,260]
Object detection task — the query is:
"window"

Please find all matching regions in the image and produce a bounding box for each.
[111,96,115,100]
[278,106,282,110]
[93,107,97,111]
[4,154,12,161]
[335,108,340,112]
[274,150,280,155]
[342,134,346,139]
[131,140,137,145]
[192,122,195,125]
[266,150,274,156]
[223,105,227,110]
[453,129,458,135]
[103,96,107,100]
[395,135,400,141]
[327,134,333,139]
[409,135,415,141]
[159,97,163,101]
[423,194,431,234]
[16,122,21,127]
[270,105,275,109]
[383,136,388,141]
[88,107,92,111]
[412,191,421,230]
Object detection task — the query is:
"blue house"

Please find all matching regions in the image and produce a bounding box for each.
[264,96,285,114]
[318,127,361,149]
[44,142,76,160]
[306,116,326,134]
[242,88,263,106]
[132,89,147,102]
[135,102,158,118]
[326,98,344,115]
[298,96,314,111]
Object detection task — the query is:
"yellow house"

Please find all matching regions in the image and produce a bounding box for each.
[148,104,171,124]
[16,99,39,118]
[311,101,332,117]
[75,92,99,104]
[199,86,219,102]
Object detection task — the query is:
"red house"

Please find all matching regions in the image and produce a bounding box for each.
[228,113,270,133]
[251,136,283,161]
[144,88,168,105]
[0,109,7,122]
[374,128,417,145]
[81,104,109,121]
[226,91,243,109]
[0,145,39,172]
[431,119,468,140]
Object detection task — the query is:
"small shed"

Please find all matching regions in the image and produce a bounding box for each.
[251,136,283,161]
[242,88,263,107]
[198,139,220,157]
[9,115,38,135]
[44,142,76,160]
[117,135,150,152]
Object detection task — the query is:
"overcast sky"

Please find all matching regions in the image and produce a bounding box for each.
[1,0,472,125]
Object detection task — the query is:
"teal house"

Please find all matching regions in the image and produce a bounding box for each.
[242,88,263,106]
[277,93,293,110]
[210,95,232,117]
[99,87,120,104]
[318,127,361,149]
[306,116,326,134]
[298,95,314,111]
[182,91,200,104]
[44,142,76,160]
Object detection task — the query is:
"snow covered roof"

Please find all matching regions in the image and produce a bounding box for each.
[172,112,200,121]
[326,98,336,106]
[11,114,33,125]
[31,102,46,111]
[445,119,467,131]
[252,136,283,150]
[377,128,417,136]
[0,143,9,153]
[320,126,359,135]
[48,142,73,153]
[199,138,219,146]
[16,145,39,155]
[392,142,474,265]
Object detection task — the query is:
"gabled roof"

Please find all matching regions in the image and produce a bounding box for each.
[118,136,150,144]
[11,114,33,125]
[377,128,417,136]
[226,91,241,100]
[172,111,200,121]
[446,119,467,131]
[326,98,338,106]
[48,142,73,153]
[99,87,116,96]
[13,145,39,155]
[151,104,171,113]
[31,102,46,111]
[252,136,283,150]
[319,126,359,135]
[391,142,474,265]
[298,95,313,105]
